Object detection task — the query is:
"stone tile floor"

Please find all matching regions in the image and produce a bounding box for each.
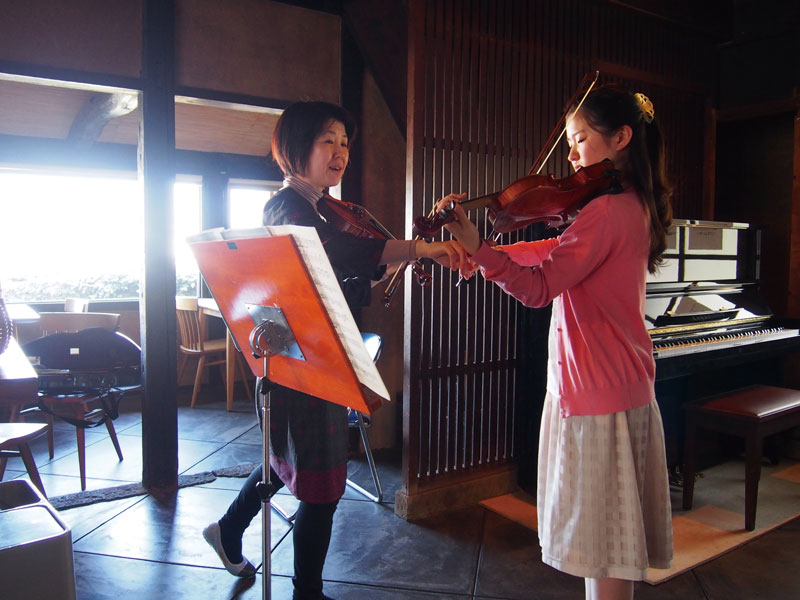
[3,386,800,599]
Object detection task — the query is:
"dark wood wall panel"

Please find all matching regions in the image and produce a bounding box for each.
[594,4,714,219]
[404,0,715,500]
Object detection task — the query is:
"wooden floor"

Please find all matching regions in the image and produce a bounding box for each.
[2,385,800,599]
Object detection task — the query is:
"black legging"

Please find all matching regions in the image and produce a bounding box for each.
[219,464,338,599]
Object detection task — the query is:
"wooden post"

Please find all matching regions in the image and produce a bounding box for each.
[702,99,717,220]
[202,170,229,231]
[789,100,800,317]
[400,0,425,512]
[200,170,228,304]
[139,0,178,490]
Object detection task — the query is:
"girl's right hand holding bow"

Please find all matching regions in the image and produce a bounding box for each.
[434,193,482,281]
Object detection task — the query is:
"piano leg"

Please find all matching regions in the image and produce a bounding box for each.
[682,411,698,510]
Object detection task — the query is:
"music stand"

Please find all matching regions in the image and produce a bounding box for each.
[188,225,389,600]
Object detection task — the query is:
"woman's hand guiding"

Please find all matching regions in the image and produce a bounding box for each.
[434,193,482,255]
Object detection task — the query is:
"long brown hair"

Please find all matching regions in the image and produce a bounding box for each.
[572,84,672,273]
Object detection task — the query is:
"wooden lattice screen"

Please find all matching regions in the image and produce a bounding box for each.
[398,0,714,519]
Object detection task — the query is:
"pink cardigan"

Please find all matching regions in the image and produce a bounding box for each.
[471,189,656,417]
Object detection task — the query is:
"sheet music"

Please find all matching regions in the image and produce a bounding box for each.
[190,226,267,242]
[191,225,390,404]
[268,225,390,403]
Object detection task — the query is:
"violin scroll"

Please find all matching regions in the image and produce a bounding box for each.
[412,159,621,239]
[412,202,459,240]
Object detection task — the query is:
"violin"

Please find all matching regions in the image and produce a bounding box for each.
[413,71,619,239]
[413,159,622,238]
[316,193,433,290]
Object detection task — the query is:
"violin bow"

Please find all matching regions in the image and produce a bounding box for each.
[527,70,600,176]
[397,72,602,302]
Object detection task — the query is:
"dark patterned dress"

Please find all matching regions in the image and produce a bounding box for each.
[262,185,386,502]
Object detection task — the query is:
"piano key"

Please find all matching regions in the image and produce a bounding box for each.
[653,328,800,358]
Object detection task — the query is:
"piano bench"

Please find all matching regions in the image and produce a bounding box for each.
[682,385,800,531]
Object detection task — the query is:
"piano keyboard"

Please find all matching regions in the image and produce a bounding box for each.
[652,327,800,359]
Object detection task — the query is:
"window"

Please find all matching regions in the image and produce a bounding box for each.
[0,170,284,303]
[1,169,142,302]
[173,181,280,296]
[0,169,204,302]
[228,182,279,229]
[174,180,202,297]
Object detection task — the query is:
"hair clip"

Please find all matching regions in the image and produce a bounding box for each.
[634,92,655,124]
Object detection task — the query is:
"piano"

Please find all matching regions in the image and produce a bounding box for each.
[647,219,800,467]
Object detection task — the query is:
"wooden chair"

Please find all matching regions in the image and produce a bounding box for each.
[24,312,127,490]
[0,422,49,497]
[38,311,120,336]
[176,297,251,408]
[64,298,90,312]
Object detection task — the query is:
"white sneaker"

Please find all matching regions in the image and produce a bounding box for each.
[202,522,256,578]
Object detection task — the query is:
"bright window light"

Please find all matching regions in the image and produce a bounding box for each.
[229,183,279,229]
[0,169,203,302]
[174,180,201,296]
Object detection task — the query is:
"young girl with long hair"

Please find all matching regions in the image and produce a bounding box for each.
[437,84,674,600]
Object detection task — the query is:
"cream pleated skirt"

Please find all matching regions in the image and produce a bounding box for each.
[537,394,674,581]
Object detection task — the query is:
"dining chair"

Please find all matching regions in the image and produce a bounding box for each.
[0,422,49,497]
[22,312,130,490]
[176,297,252,407]
[28,311,122,457]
